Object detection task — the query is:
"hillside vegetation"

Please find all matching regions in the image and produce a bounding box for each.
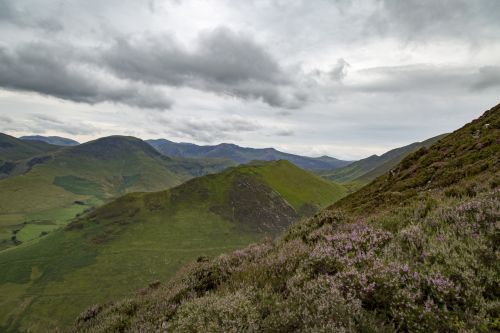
[0,133,60,164]
[0,160,346,332]
[0,135,232,251]
[318,134,447,188]
[74,104,499,332]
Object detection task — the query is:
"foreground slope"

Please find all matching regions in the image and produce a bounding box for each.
[318,134,447,186]
[0,160,345,332]
[0,136,232,251]
[147,139,351,170]
[75,104,499,332]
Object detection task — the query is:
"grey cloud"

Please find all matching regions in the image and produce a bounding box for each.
[0,115,13,123]
[0,42,173,110]
[159,116,261,142]
[102,28,301,108]
[368,0,500,42]
[351,64,487,93]
[19,114,99,136]
[471,66,500,91]
[0,0,63,32]
[275,129,294,137]
[330,58,350,81]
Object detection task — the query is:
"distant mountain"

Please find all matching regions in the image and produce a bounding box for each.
[20,135,80,146]
[0,135,233,251]
[147,139,352,170]
[0,133,61,163]
[0,160,347,331]
[73,105,499,333]
[318,133,448,185]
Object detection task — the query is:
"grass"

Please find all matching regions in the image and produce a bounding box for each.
[0,160,347,331]
[0,136,233,252]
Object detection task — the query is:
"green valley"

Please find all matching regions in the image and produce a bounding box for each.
[0,160,346,332]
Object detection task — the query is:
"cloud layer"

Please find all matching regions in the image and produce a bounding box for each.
[0,0,498,159]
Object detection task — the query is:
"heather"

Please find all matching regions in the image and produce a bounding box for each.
[73,186,499,332]
[72,104,500,332]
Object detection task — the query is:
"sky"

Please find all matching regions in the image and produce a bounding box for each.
[0,0,499,160]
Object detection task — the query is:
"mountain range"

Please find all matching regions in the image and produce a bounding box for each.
[72,104,499,332]
[20,135,80,146]
[146,139,351,170]
[0,160,346,332]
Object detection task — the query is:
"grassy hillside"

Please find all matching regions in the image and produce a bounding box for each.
[0,136,232,251]
[0,133,60,164]
[0,160,346,332]
[147,139,352,170]
[19,135,80,146]
[74,104,498,332]
[318,134,447,186]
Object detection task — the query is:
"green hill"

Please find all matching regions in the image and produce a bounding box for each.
[0,160,346,332]
[318,134,447,187]
[0,135,232,251]
[0,133,61,164]
[73,104,498,332]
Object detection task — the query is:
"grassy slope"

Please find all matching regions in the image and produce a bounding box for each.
[318,134,447,185]
[73,104,499,332]
[0,136,232,251]
[0,160,346,332]
[0,133,60,163]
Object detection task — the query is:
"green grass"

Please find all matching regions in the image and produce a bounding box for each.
[0,136,232,251]
[0,160,346,331]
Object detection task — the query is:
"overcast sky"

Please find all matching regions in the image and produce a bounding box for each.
[0,0,498,159]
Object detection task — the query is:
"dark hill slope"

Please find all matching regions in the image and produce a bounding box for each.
[147,139,351,170]
[0,160,346,332]
[318,133,447,185]
[0,133,60,163]
[74,104,499,333]
[20,135,79,146]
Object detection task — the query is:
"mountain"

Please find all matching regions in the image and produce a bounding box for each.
[147,139,352,170]
[0,135,233,251]
[317,134,448,186]
[20,135,80,146]
[0,133,61,164]
[73,104,499,332]
[0,160,347,332]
